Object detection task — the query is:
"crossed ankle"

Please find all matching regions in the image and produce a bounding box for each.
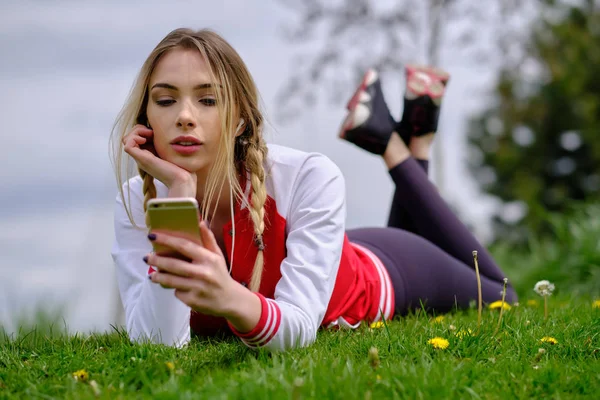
[409,134,434,160]
[383,132,411,169]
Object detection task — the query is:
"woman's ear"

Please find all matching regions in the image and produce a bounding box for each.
[235,118,245,137]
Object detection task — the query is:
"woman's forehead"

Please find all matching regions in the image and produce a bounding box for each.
[150,48,217,87]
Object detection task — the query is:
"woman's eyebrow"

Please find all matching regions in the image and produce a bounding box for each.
[150,83,220,91]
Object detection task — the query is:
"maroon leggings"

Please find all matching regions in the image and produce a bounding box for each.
[346,157,517,315]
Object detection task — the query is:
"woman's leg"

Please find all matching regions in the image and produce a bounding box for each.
[338,68,426,233]
[347,227,517,314]
[340,67,512,294]
[387,159,428,232]
[388,65,449,230]
[381,134,511,288]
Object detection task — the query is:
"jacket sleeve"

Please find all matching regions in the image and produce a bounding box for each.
[229,153,346,351]
[111,178,191,347]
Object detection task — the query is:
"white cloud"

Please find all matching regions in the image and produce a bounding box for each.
[1,0,271,36]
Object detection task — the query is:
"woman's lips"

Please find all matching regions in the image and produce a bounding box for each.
[171,143,202,155]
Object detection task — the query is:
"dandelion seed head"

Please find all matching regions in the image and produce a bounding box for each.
[293,377,304,387]
[89,380,101,396]
[368,346,380,368]
[534,280,555,297]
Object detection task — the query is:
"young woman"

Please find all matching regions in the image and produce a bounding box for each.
[110,28,517,352]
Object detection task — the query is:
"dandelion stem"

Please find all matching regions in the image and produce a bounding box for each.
[494,278,508,336]
[544,295,548,320]
[473,250,482,330]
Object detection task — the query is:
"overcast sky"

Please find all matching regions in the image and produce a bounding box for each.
[0,0,527,334]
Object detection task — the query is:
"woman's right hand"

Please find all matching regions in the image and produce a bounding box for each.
[123,125,197,197]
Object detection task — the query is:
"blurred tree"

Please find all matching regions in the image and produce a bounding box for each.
[275,0,537,194]
[467,2,600,242]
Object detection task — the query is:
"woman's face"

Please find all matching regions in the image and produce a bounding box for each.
[146,48,223,174]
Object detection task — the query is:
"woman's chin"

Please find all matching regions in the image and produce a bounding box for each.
[158,148,212,176]
[167,157,207,175]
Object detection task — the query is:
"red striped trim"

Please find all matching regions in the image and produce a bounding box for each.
[244,300,281,346]
[350,243,395,321]
[228,293,281,348]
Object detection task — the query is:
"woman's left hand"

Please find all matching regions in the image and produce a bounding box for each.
[145,221,239,317]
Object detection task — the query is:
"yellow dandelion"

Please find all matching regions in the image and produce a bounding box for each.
[72,369,89,382]
[432,315,445,324]
[592,300,600,309]
[376,375,382,381]
[527,299,539,307]
[428,337,449,350]
[488,300,511,310]
[454,329,473,338]
[165,362,175,371]
[540,337,558,345]
[369,321,384,329]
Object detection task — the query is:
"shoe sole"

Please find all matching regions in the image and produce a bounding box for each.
[339,69,378,139]
[405,64,450,101]
[406,64,450,85]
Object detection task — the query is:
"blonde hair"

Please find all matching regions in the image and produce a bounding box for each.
[109,28,268,292]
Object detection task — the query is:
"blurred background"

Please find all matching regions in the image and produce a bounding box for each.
[1,0,598,336]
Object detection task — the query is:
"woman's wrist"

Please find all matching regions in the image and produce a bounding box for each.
[223,282,262,333]
[167,175,196,198]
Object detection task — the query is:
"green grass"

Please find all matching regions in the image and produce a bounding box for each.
[3,204,600,399]
[491,203,600,298]
[1,296,599,399]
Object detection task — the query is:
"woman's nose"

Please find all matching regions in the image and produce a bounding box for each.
[176,102,196,129]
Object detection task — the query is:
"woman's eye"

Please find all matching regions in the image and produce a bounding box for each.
[156,99,175,106]
[200,98,216,106]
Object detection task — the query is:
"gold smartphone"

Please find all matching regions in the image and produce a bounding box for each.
[147,197,202,258]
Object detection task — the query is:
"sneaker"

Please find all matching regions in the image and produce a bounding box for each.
[396,64,450,142]
[339,69,397,155]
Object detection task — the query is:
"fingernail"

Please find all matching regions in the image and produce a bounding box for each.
[148,233,156,241]
[143,256,148,264]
